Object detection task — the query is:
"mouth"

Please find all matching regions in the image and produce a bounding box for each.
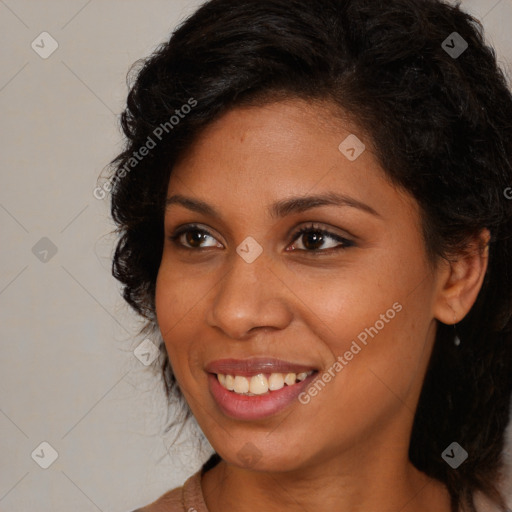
[205,358,319,420]
[215,370,315,396]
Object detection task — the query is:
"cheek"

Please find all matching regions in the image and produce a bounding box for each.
[293,248,434,395]
[155,265,202,376]
[155,258,229,393]
[283,254,407,345]
[323,303,434,432]
[155,256,213,330]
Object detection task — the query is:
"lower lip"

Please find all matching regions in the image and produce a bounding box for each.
[208,372,317,421]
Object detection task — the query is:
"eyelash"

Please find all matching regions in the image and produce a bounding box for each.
[168,223,355,254]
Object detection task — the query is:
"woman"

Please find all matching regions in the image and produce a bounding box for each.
[109,0,512,510]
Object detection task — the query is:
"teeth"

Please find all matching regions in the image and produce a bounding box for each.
[250,374,268,395]
[284,373,296,386]
[268,373,284,391]
[225,374,235,391]
[234,375,249,394]
[216,371,314,395]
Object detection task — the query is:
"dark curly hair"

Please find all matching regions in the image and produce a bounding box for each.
[108,0,512,510]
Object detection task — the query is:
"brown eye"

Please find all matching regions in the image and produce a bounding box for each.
[169,225,223,250]
[184,230,210,248]
[288,225,354,253]
[301,230,326,251]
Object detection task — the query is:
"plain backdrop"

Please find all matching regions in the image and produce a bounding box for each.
[1,1,511,511]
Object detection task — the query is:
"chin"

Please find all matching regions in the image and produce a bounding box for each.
[215,440,309,473]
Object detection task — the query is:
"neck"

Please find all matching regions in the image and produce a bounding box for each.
[201,448,452,512]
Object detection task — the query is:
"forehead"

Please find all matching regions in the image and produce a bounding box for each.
[167,99,414,222]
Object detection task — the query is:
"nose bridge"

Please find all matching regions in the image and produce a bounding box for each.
[207,249,291,339]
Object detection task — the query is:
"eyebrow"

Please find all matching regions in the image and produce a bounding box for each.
[165,191,381,219]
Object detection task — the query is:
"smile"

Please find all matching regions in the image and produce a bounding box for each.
[216,371,314,395]
[206,358,319,420]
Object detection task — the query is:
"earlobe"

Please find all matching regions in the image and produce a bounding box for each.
[433,229,490,325]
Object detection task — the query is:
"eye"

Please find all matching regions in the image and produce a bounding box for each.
[287,224,354,253]
[168,222,354,253]
[169,224,223,249]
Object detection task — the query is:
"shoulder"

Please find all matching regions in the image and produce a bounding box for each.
[129,453,221,512]
[132,482,184,512]
[130,487,182,511]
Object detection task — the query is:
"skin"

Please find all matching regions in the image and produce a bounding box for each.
[152,99,489,512]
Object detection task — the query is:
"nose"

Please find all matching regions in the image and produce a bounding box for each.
[206,250,293,340]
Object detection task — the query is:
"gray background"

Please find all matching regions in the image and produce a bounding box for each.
[0,1,511,511]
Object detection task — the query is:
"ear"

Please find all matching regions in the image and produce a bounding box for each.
[433,229,490,325]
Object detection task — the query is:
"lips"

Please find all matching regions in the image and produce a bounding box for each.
[205,357,318,376]
[206,358,319,420]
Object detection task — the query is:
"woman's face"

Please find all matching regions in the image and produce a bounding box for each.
[155,99,445,473]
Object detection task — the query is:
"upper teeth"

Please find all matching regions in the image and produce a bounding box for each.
[217,371,313,395]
